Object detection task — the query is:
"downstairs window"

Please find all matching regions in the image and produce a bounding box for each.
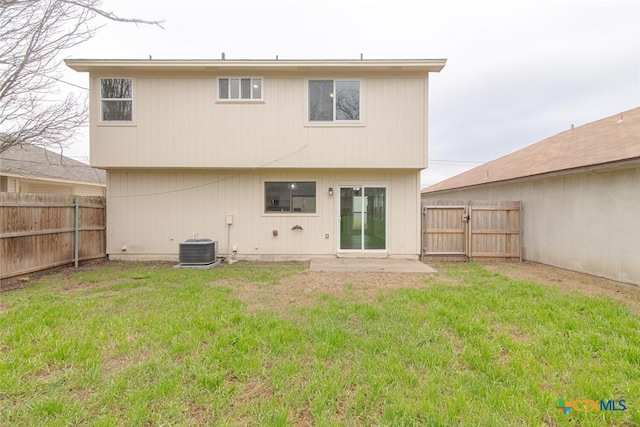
[265,182,316,213]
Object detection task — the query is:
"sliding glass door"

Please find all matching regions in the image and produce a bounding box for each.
[339,186,386,251]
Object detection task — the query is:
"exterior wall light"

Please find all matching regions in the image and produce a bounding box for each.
[328,187,333,196]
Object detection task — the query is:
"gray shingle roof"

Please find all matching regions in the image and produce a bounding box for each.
[0,143,106,185]
[424,107,640,193]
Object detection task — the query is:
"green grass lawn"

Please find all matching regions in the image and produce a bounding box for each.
[1,262,638,426]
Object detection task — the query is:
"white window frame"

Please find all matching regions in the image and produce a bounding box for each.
[336,183,388,254]
[307,79,363,124]
[217,77,263,101]
[99,77,134,123]
[263,181,317,215]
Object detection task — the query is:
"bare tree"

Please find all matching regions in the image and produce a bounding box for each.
[0,0,163,154]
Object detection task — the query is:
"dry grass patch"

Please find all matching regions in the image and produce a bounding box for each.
[491,322,530,343]
[483,261,640,314]
[59,278,130,293]
[103,355,138,375]
[33,364,67,384]
[220,270,431,313]
[233,376,274,404]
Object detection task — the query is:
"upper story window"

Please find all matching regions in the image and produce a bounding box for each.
[309,80,360,122]
[265,182,316,213]
[218,77,262,101]
[100,78,133,121]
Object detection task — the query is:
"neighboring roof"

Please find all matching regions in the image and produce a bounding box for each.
[65,58,447,74]
[0,143,106,186]
[424,107,640,193]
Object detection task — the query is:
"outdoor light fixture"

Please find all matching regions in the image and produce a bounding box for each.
[328,187,334,196]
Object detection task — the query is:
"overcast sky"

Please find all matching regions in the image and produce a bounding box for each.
[61,0,640,188]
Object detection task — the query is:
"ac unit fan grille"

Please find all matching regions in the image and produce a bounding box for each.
[179,239,217,264]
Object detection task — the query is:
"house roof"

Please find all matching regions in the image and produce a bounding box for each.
[423,107,640,193]
[65,58,447,74]
[0,143,106,186]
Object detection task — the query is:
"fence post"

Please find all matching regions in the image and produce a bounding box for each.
[420,203,425,263]
[519,200,523,263]
[468,200,473,262]
[74,196,79,268]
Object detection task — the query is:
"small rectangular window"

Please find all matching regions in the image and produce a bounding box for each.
[101,78,133,121]
[241,78,251,99]
[335,80,360,120]
[252,81,262,99]
[219,79,229,99]
[230,78,240,99]
[309,79,360,122]
[309,80,333,121]
[218,77,262,101]
[265,182,316,213]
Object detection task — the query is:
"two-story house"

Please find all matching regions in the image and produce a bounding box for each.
[65,58,446,261]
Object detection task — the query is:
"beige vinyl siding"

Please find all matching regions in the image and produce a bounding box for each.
[90,74,428,170]
[73,184,106,196]
[106,169,421,260]
[8,177,105,196]
[423,165,640,285]
[3,177,18,192]
[20,181,72,195]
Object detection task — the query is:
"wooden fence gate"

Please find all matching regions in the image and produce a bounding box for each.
[421,200,521,262]
[0,193,106,280]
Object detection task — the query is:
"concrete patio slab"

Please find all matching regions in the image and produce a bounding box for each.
[310,258,437,273]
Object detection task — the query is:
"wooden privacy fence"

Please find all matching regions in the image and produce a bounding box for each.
[0,193,106,279]
[422,200,521,262]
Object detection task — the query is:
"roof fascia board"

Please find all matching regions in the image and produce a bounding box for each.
[65,58,447,73]
[1,172,106,187]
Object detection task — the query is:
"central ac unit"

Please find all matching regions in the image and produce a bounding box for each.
[179,239,217,265]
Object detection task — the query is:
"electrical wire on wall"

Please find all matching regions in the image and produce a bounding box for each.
[109,143,310,198]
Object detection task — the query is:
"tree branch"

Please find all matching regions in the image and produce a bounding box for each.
[0,0,163,154]
[61,0,166,29]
